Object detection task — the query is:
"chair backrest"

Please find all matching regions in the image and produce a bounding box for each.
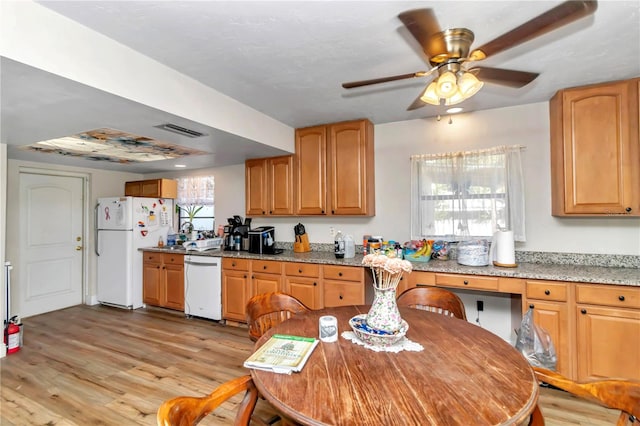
[396,287,467,320]
[530,367,640,426]
[157,375,259,426]
[246,292,310,342]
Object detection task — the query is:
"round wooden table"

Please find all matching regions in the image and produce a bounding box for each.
[250,306,539,426]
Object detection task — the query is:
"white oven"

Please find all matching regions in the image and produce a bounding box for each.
[184,255,222,321]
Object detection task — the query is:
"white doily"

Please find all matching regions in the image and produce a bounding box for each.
[341,331,424,353]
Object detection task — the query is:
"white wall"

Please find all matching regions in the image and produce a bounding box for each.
[5,159,143,314]
[151,102,640,256]
[1,144,7,357]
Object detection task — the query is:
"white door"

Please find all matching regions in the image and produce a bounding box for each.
[18,173,84,317]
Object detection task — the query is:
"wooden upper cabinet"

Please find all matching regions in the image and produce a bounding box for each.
[245,158,268,216]
[329,120,375,215]
[295,119,375,216]
[269,155,294,215]
[125,179,178,199]
[550,79,640,216]
[246,155,294,216]
[295,126,327,215]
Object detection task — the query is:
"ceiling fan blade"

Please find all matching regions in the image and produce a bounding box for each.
[469,0,597,61]
[407,90,428,111]
[342,71,427,89]
[468,67,539,88]
[398,9,446,58]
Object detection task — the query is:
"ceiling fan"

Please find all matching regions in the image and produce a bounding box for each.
[342,1,598,110]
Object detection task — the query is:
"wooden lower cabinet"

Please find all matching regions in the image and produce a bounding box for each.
[221,260,368,319]
[252,260,283,294]
[575,283,640,381]
[216,255,640,382]
[142,252,184,310]
[323,265,366,307]
[221,258,251,322]
[142,255,162,306]
[525,280,573,378]
[284,262,322,309]
[164,261,185,310]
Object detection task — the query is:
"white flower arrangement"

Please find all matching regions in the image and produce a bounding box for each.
[362,253,412,290]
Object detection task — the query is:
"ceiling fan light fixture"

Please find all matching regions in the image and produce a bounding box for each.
[420,81,441,105]
[435,71,457,98]
[444,88,466,106]
[457,72,484,98]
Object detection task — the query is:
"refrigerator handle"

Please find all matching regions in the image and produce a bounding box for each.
[94,203,100,256]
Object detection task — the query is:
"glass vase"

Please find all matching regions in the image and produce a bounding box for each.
[366,286,402,333]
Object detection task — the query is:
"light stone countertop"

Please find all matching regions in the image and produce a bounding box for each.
[142,247,639,287]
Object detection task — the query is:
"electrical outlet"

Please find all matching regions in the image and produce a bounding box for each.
[476,300,484,312]
[329,227,336,237]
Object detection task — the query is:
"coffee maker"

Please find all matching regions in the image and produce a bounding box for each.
[223,216,250,251]
[248,226,283,254]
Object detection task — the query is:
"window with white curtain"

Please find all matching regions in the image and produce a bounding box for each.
[176,176,215,231]
[410,145,526,241]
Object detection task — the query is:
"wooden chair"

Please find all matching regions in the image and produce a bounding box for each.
[157,375,266,426]
[529,367,640,426]
[396,287,467,320]
[246,292,311,342]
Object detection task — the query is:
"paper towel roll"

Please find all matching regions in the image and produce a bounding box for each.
[493,230,516,266]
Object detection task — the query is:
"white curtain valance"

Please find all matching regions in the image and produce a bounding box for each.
[176,176,214,206]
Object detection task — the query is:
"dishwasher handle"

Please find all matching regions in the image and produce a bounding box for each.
[184,259,219,267]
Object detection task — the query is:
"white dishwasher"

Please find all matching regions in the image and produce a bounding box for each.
[184,255,222,321]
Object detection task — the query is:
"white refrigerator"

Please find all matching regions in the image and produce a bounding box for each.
[95,196,174,309]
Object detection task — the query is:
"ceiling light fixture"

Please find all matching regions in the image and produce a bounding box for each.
[420,64,484,107]
[174,164,187,168]
[446,107,463,114]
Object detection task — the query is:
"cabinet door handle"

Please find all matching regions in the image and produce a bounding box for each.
[619,295,625,301]
[263,265,267,270]
[581,309,587,314]
[244,274,247,279]
[332,210,335,214]
[338,272,343,277]
[544,289,550,295]
[463,280,469,285]
[232,262,236,267]
[262,211,266,214]
[313,282,317,286]
[625,207,632,212]
[269,211,272,214]
[529,303,535,309]
[339,295,343,300]
[299,269,303,273]
[321,210,325,214]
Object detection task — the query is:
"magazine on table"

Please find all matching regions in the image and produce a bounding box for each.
[244,334,319,375]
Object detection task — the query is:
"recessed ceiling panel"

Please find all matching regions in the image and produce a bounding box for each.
[21,128,209,164]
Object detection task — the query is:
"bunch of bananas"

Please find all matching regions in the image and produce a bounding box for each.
[412,240,432,258]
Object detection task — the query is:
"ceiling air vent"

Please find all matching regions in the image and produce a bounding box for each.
[155,123,207,138]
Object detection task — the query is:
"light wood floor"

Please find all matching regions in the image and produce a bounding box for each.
[0,305,619,425]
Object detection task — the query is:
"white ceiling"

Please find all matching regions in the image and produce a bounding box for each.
[2,1,639,173]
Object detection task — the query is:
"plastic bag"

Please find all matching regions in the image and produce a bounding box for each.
[515,308,557,370]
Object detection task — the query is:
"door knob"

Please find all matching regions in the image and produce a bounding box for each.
[75,246,83,251]
[76,236,82,241]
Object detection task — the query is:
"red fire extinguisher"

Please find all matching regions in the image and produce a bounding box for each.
[4,317,21,354]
